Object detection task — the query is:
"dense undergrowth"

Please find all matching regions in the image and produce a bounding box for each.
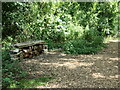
[8,75,53,88]
[63,27,106,54]
[2,50,28,88]
[2,2,119,88]
[2,50,53,88]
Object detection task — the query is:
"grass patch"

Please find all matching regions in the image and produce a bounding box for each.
[8,75,54,88]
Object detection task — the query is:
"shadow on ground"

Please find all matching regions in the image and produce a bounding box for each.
[20,42,119,88]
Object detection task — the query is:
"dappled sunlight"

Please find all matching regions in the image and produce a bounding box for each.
[36,83,63,88]
[94,56,103,59]
[19,41,119,88]
[24,60,32,63]
[59,58,78,61]
[24,59,39,64]
[39,62,94,69]
[109,40,120,42]
[92,73,119,79]
[107,61,113,63]
[109,75,119,79]
[23,57,95,70]
[66,62,94,69]
[3,1,119,88]
[48,51,59,55]
[29,71,45,75]
[92,73,106,78]
[114,66,118,68]
[109,57,119,61]
[91,55,119,62]
[39,62,62,66]
[59,53,67,56]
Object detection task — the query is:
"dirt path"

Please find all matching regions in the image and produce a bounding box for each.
[20,41,119,88]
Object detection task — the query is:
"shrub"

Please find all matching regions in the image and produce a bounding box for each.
[47,40,63,50]
[63,28,105,54]
[63,38,104,54]
[2,50,28,88]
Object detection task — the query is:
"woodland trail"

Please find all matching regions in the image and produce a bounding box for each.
[20,41,119,88]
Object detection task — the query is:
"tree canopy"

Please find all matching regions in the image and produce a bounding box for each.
[2,2,118,41]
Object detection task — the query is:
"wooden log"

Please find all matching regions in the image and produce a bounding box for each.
[19,51,24,60]
[12,40,47,59]
[43,45,48,53]
[29,46,32,51]
[38,45,43,54]
[29,54,33,58]
[14,40,45,48]
[23,49,30,53]
[23,49,28,53]
[23,52,33,58]
[22,48,33,58]
[23,52,30,58]
[33,46,38,50]
[34,50,39,55]
[31,46,34,50]
[10,49,20,54]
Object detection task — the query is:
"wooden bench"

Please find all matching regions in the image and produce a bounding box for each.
[10,40,48,59]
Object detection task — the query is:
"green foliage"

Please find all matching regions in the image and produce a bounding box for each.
[2,2,118,42]
[64,38,104,54]
[2,50,28,88]
[2,36,15,50]
[8,75,53,88]
[46,40,62,50]
[63,27,105,54]
[2,2,118,53]
[2,2,118,88]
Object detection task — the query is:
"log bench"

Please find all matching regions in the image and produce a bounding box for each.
[10,40,48,59]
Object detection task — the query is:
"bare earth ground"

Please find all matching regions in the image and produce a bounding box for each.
[20,41,119,88]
